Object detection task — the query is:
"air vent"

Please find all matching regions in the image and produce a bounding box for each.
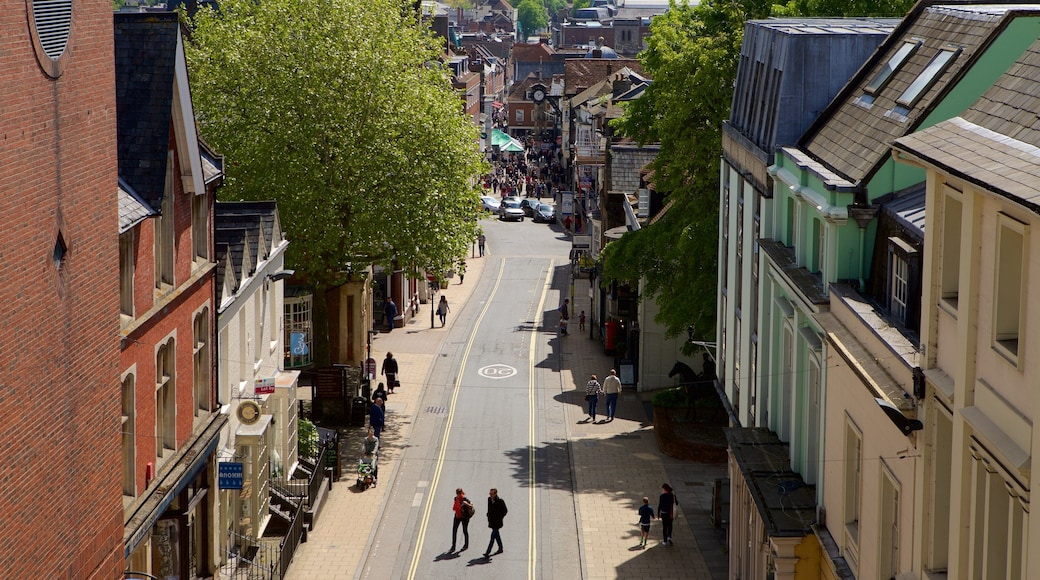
[33,0,72,58]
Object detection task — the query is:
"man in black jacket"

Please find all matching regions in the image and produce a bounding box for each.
[483,488,508,558]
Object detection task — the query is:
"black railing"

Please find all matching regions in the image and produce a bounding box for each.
[306,443,327,507]
[222,531,277,579]
[278,499,306,578]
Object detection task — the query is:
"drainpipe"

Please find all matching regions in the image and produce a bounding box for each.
[848,203,878,291]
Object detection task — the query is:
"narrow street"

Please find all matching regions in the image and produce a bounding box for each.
[286,215,727,580]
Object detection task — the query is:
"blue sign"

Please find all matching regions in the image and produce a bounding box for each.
[218,462,244,490]
[290,332,309,355]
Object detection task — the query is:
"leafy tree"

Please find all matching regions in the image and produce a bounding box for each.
[544,0,567,14]
[572,0,591,12]
[605,0,912,341]
[606,0,754,340]
[185,0,487,362]
[517,0,549,39]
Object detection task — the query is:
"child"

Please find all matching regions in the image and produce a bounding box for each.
[637,497,654,549]
[579,310,586,331]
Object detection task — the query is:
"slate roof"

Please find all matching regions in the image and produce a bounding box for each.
[730,18,896,154]
[893,38,1040,214]
[800,3,1040,186]
[879,184,927,233]
[118,178,158,234]
[114,12,180,212]
[214,201,283,300]
[564,58,642,97]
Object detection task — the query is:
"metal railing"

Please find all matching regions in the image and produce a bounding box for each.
[277,499,306,578]
[222,531,278,580]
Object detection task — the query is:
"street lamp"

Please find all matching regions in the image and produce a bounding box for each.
[428,277,438,329]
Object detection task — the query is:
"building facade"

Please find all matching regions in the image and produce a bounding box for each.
[116,12,227,577]
[893,37,1040,576]
[0,0,123,575]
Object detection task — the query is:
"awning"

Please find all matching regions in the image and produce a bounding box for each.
[491,101,504,109]
[491,129,525,152]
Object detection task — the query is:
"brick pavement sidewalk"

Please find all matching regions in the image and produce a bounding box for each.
[558,276,728,580]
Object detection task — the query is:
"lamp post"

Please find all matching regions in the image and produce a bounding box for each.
[428,277,438,329]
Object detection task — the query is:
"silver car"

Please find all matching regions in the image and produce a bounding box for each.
[498,199,525,221]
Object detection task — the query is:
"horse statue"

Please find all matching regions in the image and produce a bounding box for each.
[668,359,721,420]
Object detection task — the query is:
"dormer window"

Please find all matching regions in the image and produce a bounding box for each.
[893,47,960,115]
[857,40,921,108]
[866,40,921,95]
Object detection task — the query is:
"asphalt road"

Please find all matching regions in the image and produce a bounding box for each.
[358,215,582,580]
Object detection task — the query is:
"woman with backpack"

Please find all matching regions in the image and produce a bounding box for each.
[450,488,475,553]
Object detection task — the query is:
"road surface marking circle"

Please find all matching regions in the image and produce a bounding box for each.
[478,364,518,379]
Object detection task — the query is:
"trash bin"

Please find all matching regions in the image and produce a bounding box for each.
[350,396,367,427]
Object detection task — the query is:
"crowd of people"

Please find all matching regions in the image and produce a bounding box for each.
[484,135,567,203]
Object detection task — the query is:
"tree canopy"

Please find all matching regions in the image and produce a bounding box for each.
[184,0,487,289]
[517,0,549,39]
[604,0,913,341]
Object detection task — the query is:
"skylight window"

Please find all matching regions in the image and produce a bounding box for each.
[896,48,960,109]
[865,40,921,95]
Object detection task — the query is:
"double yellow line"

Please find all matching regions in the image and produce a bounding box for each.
[406,259,554,580]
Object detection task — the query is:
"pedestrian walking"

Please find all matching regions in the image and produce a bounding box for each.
[372,382,389,403]
[381,352,399,393]
[585,374,603,423]
[478,233,486,257]
[437,296,450,327]
[451,488,475,553]
[384,297,398,333]
[579,310,586,331]
[558,299,570,335]
[658,483,679,545]
[370,398,385,438]
[484,488,508,557]
[637,497,655,549]
[603,369,622,421]
[458,260,466,284]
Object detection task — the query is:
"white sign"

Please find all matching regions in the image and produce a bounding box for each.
[478,364,518,380]
[572,235,591,250]
[561,191,574,216]
[254,377,275,396]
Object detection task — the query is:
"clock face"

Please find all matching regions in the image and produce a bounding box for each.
[533,89,545,102]
[237,401,261,424]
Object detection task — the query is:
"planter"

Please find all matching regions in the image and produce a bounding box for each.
[652,405,729,463]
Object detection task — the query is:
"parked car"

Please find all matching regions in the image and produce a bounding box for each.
[533,203,556,223]
[519,198,540,217]
[498,199,525,221]
[502,196,522,206]
[481,195,501,213]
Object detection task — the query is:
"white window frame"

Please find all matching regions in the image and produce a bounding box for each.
[120,231,135,321]
[844,417,863,572]
[940,187,962,309]
[193,308,210,416]
[122,372,136,496]
[285,294,313,368]
[156,338,176,457]
[192,192,208,265]
[992,213,1027,362]
[878,464,901,579]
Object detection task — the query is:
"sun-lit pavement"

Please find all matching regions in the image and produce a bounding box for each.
[285,226,728,580]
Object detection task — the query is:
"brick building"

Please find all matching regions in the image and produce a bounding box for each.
[0,0,124,577]
[115,12,226,577]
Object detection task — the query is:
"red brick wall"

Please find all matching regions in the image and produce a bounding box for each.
[122,134,215,491]
[0,0,123,577]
